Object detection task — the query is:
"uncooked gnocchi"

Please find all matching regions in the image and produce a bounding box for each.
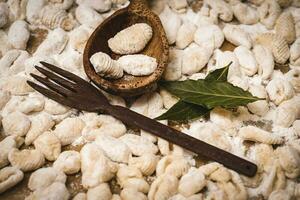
[8,148,45,172]
[33,131,61,161]
[53,117,85,146]
[0,166,23,194]
[53,151,81,174]
[28,167,66,191]
[108,23,153,55]
[1,0,300,199]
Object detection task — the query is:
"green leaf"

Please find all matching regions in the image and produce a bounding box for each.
[205,61,232,82]
[161,80,262,109]
[155,101,210,121]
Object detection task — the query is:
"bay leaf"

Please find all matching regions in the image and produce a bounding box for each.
[155,100,210,121]
[205,61,232,82]
[160,80,262,109]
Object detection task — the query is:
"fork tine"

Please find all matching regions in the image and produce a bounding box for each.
[35,66,76,91]
[40,61,86,83]
[27,81,73,107]
[30,74,72,97]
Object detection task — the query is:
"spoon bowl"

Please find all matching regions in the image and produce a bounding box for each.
[83,0,169,97]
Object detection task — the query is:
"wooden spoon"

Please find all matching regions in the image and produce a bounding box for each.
[83,0,169,97]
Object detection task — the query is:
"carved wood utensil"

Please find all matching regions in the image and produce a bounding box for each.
[27,62,257,177]
[83,0,169,97]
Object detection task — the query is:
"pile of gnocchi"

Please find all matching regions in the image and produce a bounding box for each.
[0,0,300,199]
[90,23,158,79]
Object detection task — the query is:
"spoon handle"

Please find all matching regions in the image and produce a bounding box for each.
[129,0,148,9]
[107,105,258,177]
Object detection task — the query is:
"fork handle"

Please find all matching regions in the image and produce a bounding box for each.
[129,0,148,9]
[108,105,257,177]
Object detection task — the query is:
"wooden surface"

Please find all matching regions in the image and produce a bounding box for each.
[83,0,169,97]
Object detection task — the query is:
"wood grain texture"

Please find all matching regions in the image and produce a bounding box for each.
[83,0,169,97]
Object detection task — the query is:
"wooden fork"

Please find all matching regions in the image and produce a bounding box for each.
[27,62,257,177]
